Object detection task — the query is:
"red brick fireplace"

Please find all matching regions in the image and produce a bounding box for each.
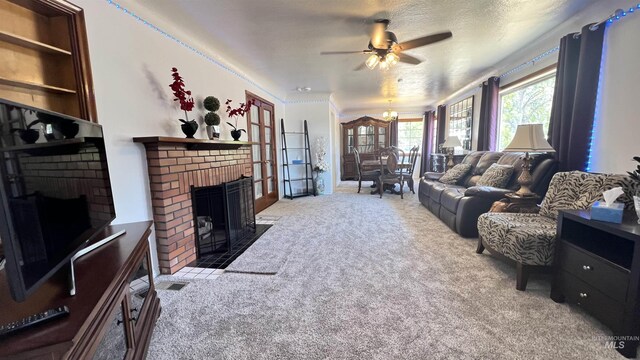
[133,137,253,274]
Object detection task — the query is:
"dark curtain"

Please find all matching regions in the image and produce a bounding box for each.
[477,76,500,151]
[390,120,398,147]
[436,105,447,151]
[548,23,605,172]
[419,111,436,175]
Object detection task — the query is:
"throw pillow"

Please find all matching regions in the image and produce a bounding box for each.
[439,164,472,185]
[476,163,514,188]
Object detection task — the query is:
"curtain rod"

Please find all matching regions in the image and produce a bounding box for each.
[572,8,623,38]
[590,9,624,31]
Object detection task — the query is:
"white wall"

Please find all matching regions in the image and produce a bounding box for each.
[329,107,341,188]
[590,11,640,174]
[284,96,335,194]
[74,0,286,275]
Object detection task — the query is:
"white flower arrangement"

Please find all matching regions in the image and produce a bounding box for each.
[313,136,329,173]
[314,161,329,173]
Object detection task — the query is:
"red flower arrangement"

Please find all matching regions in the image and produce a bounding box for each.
[225,99,253,131]
[169,67,195,123]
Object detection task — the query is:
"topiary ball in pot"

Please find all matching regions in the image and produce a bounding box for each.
[203,96,221,139]
[204,112,220,126]
[203,96,220,112]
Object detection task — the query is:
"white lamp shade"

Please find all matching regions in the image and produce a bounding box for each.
[503,124,555,152]
[442,136,462,148]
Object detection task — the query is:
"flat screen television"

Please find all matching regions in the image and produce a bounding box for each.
[0,99,116,302]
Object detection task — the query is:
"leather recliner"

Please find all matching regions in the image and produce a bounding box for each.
[418,151,558,238]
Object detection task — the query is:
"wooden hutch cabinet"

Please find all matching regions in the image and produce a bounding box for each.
[341,116,390,180]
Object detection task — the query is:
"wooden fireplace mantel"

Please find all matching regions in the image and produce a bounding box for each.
[133,136,256,150]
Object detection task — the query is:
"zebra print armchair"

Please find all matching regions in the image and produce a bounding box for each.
[476,171,638,291]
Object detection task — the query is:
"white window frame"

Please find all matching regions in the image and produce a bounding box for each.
[497,70,556,151]
[397,118,424,155]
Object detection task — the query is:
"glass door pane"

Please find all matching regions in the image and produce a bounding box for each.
[347,128,354,153]
[378,127,386,148]
[250,105,262,200]
[93,301,129,359]
[263,108,275,202]
[128,253,151,331]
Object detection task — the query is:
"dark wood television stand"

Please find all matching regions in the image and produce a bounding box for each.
[0,221,161,359]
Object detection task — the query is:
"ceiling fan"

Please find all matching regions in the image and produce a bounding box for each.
[320,19,452,71]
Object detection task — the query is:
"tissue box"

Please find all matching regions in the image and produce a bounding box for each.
[591,201,624,223]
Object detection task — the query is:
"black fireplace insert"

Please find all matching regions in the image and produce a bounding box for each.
[191,176,265,268]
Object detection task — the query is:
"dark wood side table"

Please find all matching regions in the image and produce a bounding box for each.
[489,193,540,213]
[430,153,465,172]
[550,210,640,358]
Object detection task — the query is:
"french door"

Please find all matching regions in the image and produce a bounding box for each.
[246,92,278,212]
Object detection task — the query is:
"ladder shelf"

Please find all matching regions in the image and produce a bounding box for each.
[281,119,316,199]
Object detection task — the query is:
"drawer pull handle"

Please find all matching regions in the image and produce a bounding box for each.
[579,292,588,298]
[582,265,592,271]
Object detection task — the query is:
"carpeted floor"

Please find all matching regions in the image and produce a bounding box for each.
[148,181,623,359]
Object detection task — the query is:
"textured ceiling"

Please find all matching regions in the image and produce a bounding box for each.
[138,0,597,113]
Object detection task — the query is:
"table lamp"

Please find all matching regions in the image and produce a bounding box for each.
[442,136,462,169]
[503,124,555,197]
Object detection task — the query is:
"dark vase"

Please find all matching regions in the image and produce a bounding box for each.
[230,129,242,141]
[55,121,79,139]
[15,129,39,144]
[181,120,198,138]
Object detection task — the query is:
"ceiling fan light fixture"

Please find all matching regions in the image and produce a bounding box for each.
[365,54,380,70]
[378,59,390,71]
[385,52,399,66]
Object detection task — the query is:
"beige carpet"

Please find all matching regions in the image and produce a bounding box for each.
[148,181,623,359]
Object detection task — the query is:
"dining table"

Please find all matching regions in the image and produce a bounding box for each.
[361,158,412,195]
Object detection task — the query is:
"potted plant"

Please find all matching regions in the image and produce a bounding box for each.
[628,156,640,224]
[203,96,221,139]
[225,99,253,141]
[11,119,41,144]
[169,67,197,138]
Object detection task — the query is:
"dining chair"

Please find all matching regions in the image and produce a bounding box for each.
[353,148,380,193]
[399,146,419,193]
[378,148,407,199]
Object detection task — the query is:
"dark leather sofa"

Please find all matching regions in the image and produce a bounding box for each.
[418,151,558,238]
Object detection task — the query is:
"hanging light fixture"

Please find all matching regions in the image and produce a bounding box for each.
[366,52,400,71]
[365,54,380,70]
[382,100,398,121]
[378,58,390,71]
[385,52,399,66]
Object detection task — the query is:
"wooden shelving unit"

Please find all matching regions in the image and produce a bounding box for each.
[0,29,72,55]
[0,0,96,121]
[0,76,77,95]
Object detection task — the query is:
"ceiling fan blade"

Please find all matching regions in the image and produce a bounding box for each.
[353,62,367,71]
[320,50,371,55]
[393,31,452,52]
[398,53,422,65]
